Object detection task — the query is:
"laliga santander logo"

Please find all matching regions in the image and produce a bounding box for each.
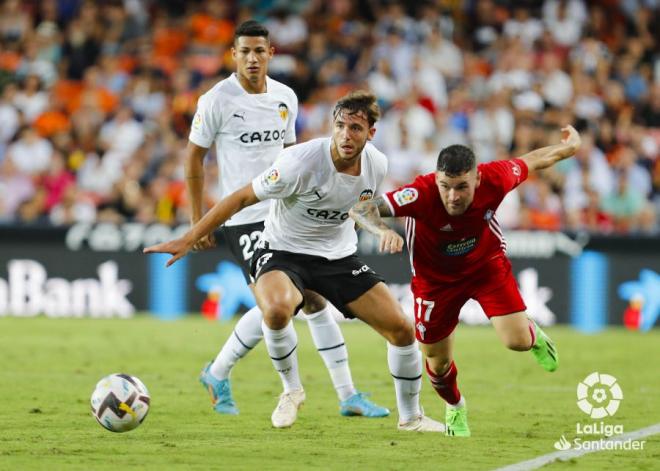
[576,372,623,419]
[552,373,645,452]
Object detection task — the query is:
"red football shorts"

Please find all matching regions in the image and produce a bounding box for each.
[410,256,526,344]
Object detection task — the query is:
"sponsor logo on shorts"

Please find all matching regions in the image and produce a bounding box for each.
[393,188,418,206]
[263,168,280,185]
[359,189,374,201]
[442,237,478,256]
[351,264,371,276]
[254,252,273,277]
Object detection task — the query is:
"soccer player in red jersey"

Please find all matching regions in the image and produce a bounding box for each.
[349,125,581,437]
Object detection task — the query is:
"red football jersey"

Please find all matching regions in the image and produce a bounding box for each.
[384,159,528,286]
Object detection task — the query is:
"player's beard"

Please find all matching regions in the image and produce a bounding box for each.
[445,201,467,215]
[341,141,366,160]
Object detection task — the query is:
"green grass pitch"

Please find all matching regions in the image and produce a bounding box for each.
[1,317,658,470]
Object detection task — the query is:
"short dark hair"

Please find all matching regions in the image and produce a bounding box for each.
[333,90,380,127]
[234,20,269,43]
[436,145,476,176]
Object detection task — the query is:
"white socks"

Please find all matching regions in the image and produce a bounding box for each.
[208,303,356,401]
[448,396,466,409]
[209,305,264,380]
[387,342,422,423]
[304,306,356,401]
[262,320,303,393]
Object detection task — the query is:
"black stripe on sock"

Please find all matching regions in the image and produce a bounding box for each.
[317,342,345,352]
[391,373,423,381]
[271,345,297,361]
[233,330,254,350]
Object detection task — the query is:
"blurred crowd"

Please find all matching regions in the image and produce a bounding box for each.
[0,0,658,235]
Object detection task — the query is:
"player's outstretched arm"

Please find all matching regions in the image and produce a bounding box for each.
[349,196,403,254]
[520,125,581,171]
[144,183,260,266]
[185,141,216,251]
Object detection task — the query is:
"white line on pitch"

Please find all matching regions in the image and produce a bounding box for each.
[493,422,660,471]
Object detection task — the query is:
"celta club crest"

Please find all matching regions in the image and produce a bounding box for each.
[278,103,288,121]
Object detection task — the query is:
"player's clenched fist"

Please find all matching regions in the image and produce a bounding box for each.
[379,229,403,254]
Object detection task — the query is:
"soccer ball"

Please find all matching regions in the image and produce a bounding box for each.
[90,373,151,432]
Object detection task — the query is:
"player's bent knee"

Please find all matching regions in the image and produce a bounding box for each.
[426,357,452,376]
[261,300,297,329]
[503,333,532,352]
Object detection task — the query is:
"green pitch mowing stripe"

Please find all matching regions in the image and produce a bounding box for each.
[0,317,658,470]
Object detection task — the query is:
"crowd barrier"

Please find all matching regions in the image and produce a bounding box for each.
[0,223,657,332]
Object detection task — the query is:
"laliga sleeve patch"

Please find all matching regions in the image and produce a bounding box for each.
[393,187,418,206]
[263,168,280,186]
[192,112,202,130]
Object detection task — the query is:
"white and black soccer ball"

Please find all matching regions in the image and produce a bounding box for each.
[91,373,150,433]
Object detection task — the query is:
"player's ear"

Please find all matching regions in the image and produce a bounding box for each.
[231,47,237,61]
[476,170,482,188]
[269,46,275,58]
[368,126,376,141]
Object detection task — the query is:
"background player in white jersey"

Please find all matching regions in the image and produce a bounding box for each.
[146,91,444,432]
[185,21,387,418]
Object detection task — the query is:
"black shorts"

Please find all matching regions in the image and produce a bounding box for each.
[249,245,384,319]
[222,221,265,283]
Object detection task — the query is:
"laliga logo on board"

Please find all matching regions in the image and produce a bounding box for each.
[576,372,622,419]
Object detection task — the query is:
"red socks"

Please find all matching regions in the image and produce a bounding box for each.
[426,360,461,405]
[528,320,537,349]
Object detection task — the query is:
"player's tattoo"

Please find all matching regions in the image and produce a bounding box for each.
[373,196,393,217]
[349,196,393,235]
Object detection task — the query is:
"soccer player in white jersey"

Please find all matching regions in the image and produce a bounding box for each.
[146,91,444,432]
[184,21,388,419]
